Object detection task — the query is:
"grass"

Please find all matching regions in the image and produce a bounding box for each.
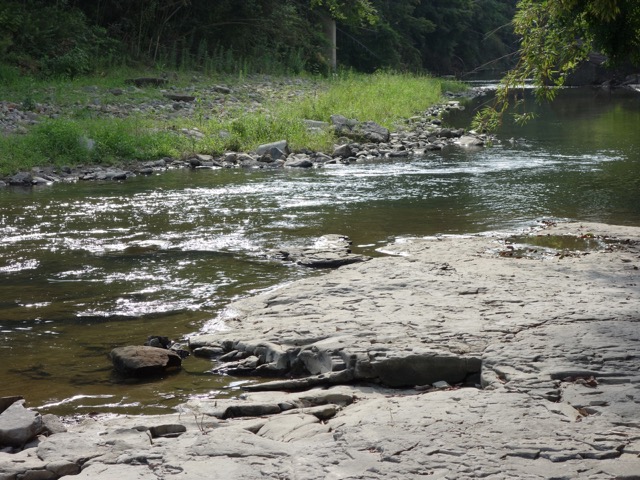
[0,67,466,176]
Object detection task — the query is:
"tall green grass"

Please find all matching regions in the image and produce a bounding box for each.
[0,70,465,176]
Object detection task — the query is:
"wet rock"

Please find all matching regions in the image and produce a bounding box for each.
[0,400,42,448]
[258,153,276,163]
[8,172,32,186]
[193,346,225,358]
[31,176,50,185]
[144,336,171,349]
[237,153,259,168]
[456,135,485,147]
[284,156,313,168]
[110,346,182,377]
[2,224,639,479]
[273,234,370,268]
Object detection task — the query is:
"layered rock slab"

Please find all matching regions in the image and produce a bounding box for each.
[2,222,639,479]
[191,222,640,392]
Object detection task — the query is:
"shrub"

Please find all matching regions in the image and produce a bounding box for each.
[0,1,120,77]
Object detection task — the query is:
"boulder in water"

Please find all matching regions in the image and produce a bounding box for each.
[110,346,182,377]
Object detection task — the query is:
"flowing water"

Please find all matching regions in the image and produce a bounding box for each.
[1,86,639,415]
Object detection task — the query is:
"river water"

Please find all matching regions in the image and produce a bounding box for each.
[1,87,639,415]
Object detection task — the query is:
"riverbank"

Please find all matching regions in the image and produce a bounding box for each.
[0,71,474,183]
[2,221,639,478]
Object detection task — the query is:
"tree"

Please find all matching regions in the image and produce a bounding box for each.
[310,0,378,25]
[334,0,516,74]
[307,0,377,71]
[473,0,640,131]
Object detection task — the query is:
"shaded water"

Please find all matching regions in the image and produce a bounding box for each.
[1,87,639,415]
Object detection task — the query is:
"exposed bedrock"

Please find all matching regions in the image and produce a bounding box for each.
[2,222,639,479]
[190,221,640,397]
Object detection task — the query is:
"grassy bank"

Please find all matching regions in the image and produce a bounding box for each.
[0,67,464,176]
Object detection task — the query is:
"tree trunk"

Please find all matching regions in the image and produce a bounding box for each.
[319,13,337,71]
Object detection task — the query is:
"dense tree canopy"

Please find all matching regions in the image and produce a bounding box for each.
[0,0,516,77]
[338,0,517,74]
[474,0,640,131]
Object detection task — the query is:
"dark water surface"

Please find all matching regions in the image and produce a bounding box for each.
[1,87,639,415]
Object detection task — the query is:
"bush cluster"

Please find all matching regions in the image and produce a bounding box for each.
[0,0,120,77]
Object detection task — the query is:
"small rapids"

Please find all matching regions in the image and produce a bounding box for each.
[1,86,639,414]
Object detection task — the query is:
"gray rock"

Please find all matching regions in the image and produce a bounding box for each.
[110,346,182,376]
[332,144,353,158]
[256,140,289,156]
[237,153,259,168]
[193,346,224,358]
[46,460,81,476]
[456,135,485,147]
[0,397,23,415]
[222,402,282,419]
[8,172,32,186]
[212,85,232,94]
[41,414,66,435]
[284,157,313,168]
[0,400,42,448]
[257,153,276,163]
[31,176,51,185]
[330,114,358,132]
[368,352,481,387]
[148,424,186,438]
[273,234,370,268]
[330,115,389,143]
[256,413,326,442]
[36,432,105,464]
[388,150,409,158]
[360,121,390,143]
[14,468,56,479]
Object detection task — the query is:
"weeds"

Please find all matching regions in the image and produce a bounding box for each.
[0,69,465,176]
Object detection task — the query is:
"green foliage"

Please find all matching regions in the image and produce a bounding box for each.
[337,0,517,74]
[0,116,180,175]
[310,0,378,25]
[0,72,457,175]
[0,0,120,77]
[473,0,640,132]
[294,71,445,127]
[1,0,518,77]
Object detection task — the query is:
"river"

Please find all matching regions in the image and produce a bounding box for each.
[1,86,639,415]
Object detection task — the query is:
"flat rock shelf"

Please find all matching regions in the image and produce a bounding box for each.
[1,221,639,479]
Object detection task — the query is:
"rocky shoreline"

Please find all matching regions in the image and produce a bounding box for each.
[0,75,487,188]
[2,221,639,479]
